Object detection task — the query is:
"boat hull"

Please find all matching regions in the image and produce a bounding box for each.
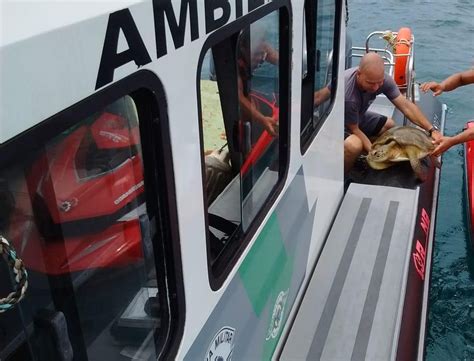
[464,121,474,245]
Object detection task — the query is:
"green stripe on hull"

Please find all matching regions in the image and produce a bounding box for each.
[239,213,294,359]
[239,213,291,316]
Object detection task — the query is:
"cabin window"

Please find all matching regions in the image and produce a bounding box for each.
[300,0,340,152]
[0,88,181,360]
[199,9,289,286]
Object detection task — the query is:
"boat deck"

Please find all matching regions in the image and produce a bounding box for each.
[280,183,419,361]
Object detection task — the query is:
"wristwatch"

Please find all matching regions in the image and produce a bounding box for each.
[428,125,440,136]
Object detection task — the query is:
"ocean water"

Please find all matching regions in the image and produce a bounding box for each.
[348,0,474,359]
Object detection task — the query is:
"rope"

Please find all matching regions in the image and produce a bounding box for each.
[0,235,28,313]
[382,31,397,48]
[395,39,411,47]
[382,31,411,54]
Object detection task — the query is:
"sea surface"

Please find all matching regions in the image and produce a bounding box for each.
[348,0,474,359]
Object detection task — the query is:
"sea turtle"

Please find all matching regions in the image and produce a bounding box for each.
[366,126,439,180]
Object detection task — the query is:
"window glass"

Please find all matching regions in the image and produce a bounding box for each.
[300,0,338,151]
[237,13,280,231]
[200,10,284,279]
[314,0,336,117]
[0,95,170,360]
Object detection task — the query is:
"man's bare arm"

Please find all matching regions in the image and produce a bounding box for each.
[346,123,372,152]
[390,95,442,141]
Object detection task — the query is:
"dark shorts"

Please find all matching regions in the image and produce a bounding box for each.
[344,111,388,139]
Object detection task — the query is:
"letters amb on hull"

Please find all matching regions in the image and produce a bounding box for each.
[96,0,272,88]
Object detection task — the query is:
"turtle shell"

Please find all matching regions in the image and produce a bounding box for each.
[371,126,434,156]
[367,126,437,180]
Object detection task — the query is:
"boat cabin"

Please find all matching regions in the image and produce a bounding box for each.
[0,1,445,360]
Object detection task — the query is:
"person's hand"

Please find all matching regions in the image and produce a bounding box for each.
[313,86,331,106]
[431,136,454,156]
[313,92,320,106]
[313,91,323,106]
[260,116,278,137]
[430,130,442,142]
[420,81,445,96]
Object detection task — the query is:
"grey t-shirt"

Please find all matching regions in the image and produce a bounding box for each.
[344,67,401,126]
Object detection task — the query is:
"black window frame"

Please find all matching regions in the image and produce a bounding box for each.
[196,1,291,290]
[300,0,342,154]
[0,70,185,361]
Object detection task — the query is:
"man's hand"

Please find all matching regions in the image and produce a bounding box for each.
[313,86,331,106]
[346,123,372,153]
[420,81,445,96]
[432,136,455,156]
[352,129,371,153]
[430,130,442,141]
[260,116,278,137]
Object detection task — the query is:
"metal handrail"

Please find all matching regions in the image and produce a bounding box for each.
[406,35,415,101]
[364,31,390,52]
[349,30,416,102]
[351,46,395,77]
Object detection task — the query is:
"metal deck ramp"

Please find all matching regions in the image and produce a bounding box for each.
[280,183,419,361]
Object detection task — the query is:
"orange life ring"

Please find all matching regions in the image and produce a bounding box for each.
[394,27,412,87]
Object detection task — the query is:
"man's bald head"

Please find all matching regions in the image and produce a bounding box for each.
[356,53,386,93]
[359,52,385,76]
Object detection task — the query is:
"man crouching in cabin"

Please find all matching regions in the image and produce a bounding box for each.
[344,52,442,173]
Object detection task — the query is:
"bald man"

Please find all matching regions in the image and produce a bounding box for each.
[344,52,441,173]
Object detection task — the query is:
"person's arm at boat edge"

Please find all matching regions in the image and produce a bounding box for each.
[390,94,442,141]
[420,69,474,96]
[432,127,474,157]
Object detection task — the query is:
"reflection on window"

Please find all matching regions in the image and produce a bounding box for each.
[200,11,283,279]
[300,0,338,151]
[314,0,336,117]
[0,96,168,360]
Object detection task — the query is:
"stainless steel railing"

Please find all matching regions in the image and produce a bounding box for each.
[349,30,415,102]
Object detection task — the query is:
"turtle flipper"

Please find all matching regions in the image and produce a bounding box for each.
[430,155,441,168]
[407,149,426,181]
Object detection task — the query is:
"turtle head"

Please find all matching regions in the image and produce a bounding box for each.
[366,142,398,170]
[368,144,391,162]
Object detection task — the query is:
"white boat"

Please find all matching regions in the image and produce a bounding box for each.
[0,1,445,360]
